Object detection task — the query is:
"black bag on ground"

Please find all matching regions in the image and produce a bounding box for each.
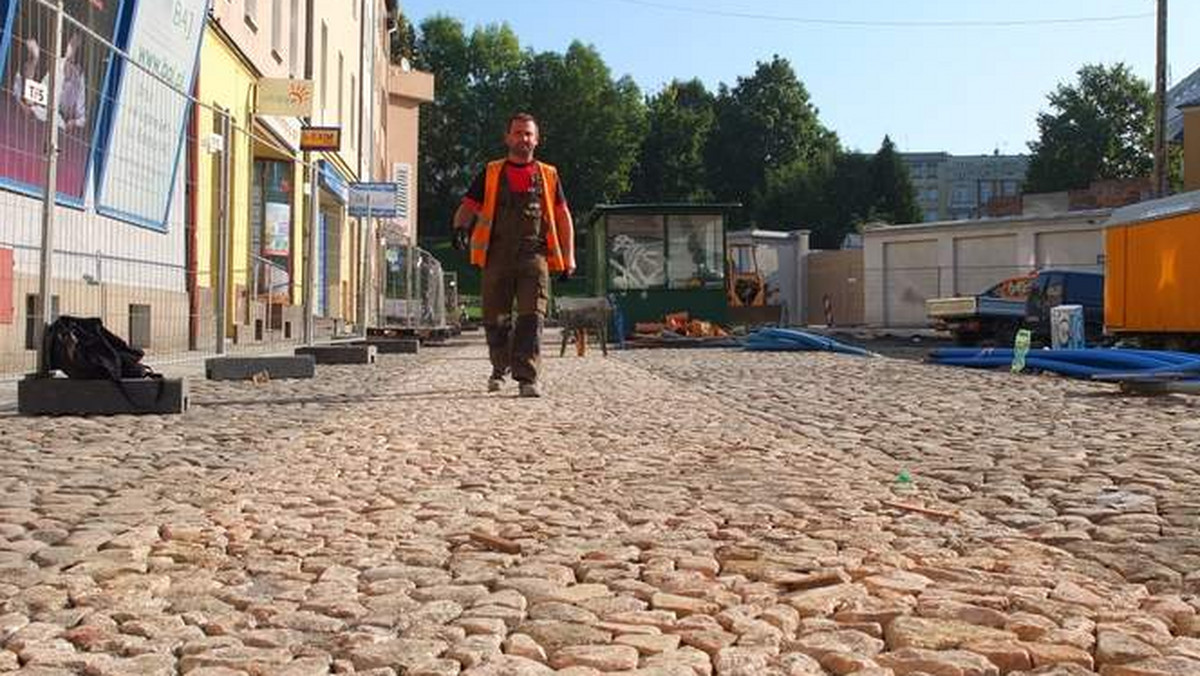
[45,316,156,380]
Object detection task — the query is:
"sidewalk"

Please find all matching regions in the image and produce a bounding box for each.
[0,336,1198,674]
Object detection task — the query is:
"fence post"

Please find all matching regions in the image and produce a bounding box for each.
[359,208,370,338]
[407,243,415,329]
[34,0,66,376]
[213,111,231,356]
[303,155,318,345]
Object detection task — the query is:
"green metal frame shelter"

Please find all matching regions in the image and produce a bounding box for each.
[586,203,741,334]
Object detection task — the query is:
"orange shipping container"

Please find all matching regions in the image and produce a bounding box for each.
[1104,194,1200,336]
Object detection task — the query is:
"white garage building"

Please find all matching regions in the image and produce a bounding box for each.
[862,209,1111,327]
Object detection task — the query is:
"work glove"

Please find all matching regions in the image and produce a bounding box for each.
[452,227,469,251]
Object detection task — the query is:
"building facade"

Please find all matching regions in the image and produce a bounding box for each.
[0,1,434,376]
[902,152,1029,223]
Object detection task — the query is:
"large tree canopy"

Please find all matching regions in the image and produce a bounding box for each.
[1026,63,1154,193]
[402,17,925,291]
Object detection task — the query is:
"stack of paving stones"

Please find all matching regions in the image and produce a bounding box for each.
[0,342,1198,675]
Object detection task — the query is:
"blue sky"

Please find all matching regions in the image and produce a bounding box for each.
[396,0,1200,156]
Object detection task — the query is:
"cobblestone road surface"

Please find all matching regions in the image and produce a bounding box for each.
[2,338,1200,676]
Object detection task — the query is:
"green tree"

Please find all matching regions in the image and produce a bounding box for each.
[705,55,837,225]
[389,13,418,66]
[466,24,530,163]
[1026,63,1154,192]
[869,136,921,225]
[413,16,474,239]
[525,42,647,217]
[630,79,715,202]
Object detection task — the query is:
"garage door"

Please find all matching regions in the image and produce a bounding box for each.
[883,240,939,327]
[954,234,1019,295]
[1036,230,1103,272]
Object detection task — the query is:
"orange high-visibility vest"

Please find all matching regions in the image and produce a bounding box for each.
[469,160,569,271]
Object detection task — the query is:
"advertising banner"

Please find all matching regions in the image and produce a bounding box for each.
[0,0,123,203]
[95,0,207,229]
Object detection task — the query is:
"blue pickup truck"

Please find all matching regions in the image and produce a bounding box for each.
[926,270,1104,346]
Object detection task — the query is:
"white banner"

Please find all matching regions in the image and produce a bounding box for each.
[95,0,207,229]
[257,78,314,117]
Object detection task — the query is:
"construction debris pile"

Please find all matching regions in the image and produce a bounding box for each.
[626,312,738,348]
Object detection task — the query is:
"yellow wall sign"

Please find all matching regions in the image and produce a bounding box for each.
[300,127,342,151]
[257,78,315,117]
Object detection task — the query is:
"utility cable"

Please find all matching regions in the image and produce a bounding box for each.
[596,0,1152,29]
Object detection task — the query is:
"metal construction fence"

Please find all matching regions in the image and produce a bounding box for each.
[0,0,442,379]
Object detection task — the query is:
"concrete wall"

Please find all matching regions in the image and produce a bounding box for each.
[805,250,864,326]
[863,211,1110,327]
[726,230,810,325]
[952,234,1018,296]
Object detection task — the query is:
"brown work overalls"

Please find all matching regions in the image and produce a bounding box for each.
[481,168,550,384]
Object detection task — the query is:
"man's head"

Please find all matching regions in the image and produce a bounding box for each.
[505,113,539,163]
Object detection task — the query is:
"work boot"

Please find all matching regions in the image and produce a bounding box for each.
[487,377,503,393]
[518,382,541,398]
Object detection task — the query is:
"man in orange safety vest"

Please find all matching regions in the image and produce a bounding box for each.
[452,113,576,397]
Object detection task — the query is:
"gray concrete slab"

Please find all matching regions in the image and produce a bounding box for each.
[294,345,377,365]
[17,377,188,416]
[359,338,420,354]
[205,355,316,381]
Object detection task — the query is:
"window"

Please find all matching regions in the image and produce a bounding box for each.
[270,0,282,57]
[320,22,328,119]
[244,0,258,30]
[350,74,356,148]
[952,186,971,205]
[979,182,994,204]
[288,0,300,76]
[925,210,940,223]
[666,214,723,290]
[606,213,726,291]
[352,0,358,21]
[337,52,344,131]
[608,215,665,290]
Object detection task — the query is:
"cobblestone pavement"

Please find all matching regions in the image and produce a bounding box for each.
[2,338,1200,676]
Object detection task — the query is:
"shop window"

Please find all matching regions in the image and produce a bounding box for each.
[251,160,293,298]
[607,215,665,290]
[667,214,724,290]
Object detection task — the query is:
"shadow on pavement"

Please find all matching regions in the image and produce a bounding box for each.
[191,388,493,408]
